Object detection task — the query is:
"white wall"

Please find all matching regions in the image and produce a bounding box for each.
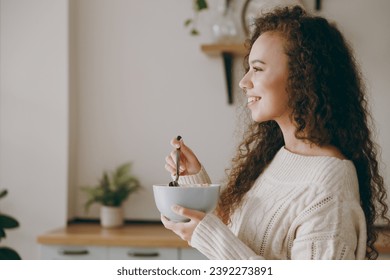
[0,0,69,259]
[0,0,389,259]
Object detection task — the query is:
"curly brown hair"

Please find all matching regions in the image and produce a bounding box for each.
[216,6,389,259]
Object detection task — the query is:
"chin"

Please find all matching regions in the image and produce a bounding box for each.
[251,113,269,123]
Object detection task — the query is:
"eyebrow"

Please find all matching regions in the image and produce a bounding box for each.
[250,59,266,65]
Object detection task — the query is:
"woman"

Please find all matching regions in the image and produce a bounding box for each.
[162,6,389,260]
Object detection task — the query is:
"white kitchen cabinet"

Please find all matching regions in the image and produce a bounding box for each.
[180,248,208,260]
[39,245,207,260]
[40,245,107,260]
[108,247,178,260]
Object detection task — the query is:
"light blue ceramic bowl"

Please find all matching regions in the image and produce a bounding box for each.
[153,184,220,222]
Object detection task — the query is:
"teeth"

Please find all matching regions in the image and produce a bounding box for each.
[247,96,261,104]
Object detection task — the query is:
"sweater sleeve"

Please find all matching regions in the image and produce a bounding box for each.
[176,165,212,185]
[190,214,264,260]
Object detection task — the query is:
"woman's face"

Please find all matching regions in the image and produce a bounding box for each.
[239,32,291,124]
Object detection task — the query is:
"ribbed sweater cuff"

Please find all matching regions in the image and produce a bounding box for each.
[177,165,212,185]
[191,214,264,260]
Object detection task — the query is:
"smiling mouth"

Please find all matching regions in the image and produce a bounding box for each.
[247,96,261,105]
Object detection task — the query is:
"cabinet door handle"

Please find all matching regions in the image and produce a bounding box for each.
[59,249,89,256]
[127,252,160,258]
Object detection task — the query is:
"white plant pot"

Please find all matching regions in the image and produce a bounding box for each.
[100,205,123,228]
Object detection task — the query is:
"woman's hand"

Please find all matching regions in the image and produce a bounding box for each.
[165,137,201,176]
[161,205,206,245]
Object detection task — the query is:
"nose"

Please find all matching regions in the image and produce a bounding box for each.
[239,71,252,94]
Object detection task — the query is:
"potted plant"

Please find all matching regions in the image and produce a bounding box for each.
[0,189,21,259]
[82,162,141,228]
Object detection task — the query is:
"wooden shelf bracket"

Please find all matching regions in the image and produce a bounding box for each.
[222,52,234,104]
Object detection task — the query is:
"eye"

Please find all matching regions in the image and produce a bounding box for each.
[253,67,263,72]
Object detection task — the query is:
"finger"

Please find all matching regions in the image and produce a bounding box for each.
[171,137,193,158]
[165,155,176,168]
[164,154,176,173]
[170,137,183,149]
[172,139,192,157]
[170,139,200,174]
[165,163,175,176]
[178,143,201,173]
[161,214,174,229]
[171,205,206,221]
[165,160,185,176]
[170,150,186,173]
[161,215,186,240]
[170,150,178,162]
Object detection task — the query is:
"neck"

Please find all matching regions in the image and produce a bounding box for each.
[276,119,346,159]
[277,118,317,156]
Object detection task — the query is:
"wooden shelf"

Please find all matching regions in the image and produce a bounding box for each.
[201,43,247,56]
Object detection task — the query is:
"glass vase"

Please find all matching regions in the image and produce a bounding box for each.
[211,0,240,44]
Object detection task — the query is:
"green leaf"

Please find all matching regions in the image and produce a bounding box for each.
[83,199,95,213]
[0,214,19,229]
[115,162,131,178]
[101,172,110,191]
[190,29,200,36]
[0,189,8,199]
[0,247,21,260]
[114,162,132,186]
[184,19,192,27]
[195,0,208,11]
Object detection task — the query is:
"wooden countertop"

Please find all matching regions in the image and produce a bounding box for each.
[37,223,390,253]
[37,223,189,248]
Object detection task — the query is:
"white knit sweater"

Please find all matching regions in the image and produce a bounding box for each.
[178,147,367,260]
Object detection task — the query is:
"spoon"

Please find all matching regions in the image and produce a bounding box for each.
[168,135,182,187]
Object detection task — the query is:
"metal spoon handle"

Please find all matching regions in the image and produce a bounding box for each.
[175,147,180,182]
[168,135,182,187]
